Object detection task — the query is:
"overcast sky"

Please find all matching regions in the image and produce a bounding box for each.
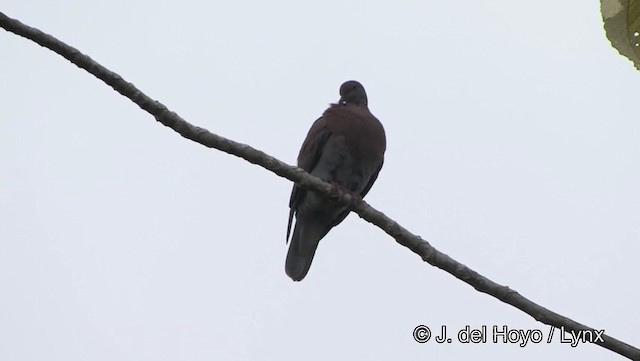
[1,1,639,360]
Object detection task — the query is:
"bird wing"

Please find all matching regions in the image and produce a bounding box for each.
[286,117,332,242]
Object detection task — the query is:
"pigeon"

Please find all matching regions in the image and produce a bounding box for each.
[285,80,386,281]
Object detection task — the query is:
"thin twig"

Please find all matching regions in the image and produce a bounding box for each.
[1,11,638,361]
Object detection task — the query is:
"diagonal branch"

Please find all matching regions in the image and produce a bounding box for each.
[1,11,638,361]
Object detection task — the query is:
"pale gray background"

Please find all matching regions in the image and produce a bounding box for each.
[1,1,639,360]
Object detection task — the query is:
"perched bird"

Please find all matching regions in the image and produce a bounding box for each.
[285,80,386,281]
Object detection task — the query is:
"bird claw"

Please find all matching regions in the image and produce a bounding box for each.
[329,181,361,206]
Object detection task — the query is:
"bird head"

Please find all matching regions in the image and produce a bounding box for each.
[339,80,368,106]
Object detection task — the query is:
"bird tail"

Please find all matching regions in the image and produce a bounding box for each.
[285,221,324,281]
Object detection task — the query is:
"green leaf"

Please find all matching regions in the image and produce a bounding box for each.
[602,0,640,70]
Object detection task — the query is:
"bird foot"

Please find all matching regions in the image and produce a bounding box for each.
[329,181,362,206]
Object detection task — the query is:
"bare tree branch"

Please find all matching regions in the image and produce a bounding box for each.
[1,11,638,361]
